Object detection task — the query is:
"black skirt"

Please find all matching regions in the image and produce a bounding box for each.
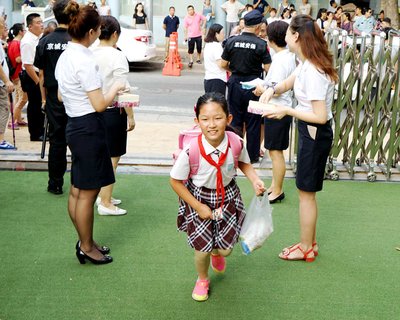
[296,120,333,192]
[104,108,127,157]
[264,116,292,150]
[66,112,115,190]
[204,79,227,97]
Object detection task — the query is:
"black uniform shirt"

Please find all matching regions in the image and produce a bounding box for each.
[221,32,271,77]
[34,28,71,89]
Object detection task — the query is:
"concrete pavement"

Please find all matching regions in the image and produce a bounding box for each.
[0,48,276,178]
[0,47,208,174]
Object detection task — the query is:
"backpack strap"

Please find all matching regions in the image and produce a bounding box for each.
[188,137,200,178]
[188,132,243,178]
[226,131,243,169]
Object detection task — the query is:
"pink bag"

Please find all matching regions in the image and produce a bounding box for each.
[173,126,243,179]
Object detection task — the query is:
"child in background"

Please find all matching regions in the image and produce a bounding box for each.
[170,92,265,302]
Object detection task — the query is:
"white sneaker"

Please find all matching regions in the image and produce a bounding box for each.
[96,197,122,206]
[97,204,127,216]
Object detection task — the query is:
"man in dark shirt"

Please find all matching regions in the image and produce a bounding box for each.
[34,0,71,195]
[221,9,271,163]
[162,6,180,60]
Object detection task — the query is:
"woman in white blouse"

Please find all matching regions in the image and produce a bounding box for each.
[254,21,296,204]
[259,14,338,262]
[55,1,125,265]
[203,23,227,96]
[92,16,135,216]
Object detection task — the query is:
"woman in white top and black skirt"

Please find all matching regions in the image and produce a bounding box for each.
[203,23,227,96]
[55,1,125,265]
[260,14,337,262]
[92,15,135,216]
[254,20,296,204]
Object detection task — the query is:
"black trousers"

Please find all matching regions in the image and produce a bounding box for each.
[46,88,68,189]
[227,74,262,162]
[26,80,44,140]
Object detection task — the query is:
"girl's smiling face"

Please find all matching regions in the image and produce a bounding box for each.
[195,102,232,148]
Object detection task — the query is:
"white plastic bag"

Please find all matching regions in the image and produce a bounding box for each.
[240,193,273,255]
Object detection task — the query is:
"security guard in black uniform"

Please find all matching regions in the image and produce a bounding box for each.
[34,0,71,195]
[221,10,271,163]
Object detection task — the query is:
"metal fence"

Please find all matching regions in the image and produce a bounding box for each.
[285,31,400,182]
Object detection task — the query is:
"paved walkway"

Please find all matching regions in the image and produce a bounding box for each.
[0,46,207,173]
[1,106,198,173]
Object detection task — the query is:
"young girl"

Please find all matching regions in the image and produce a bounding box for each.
[55,1,125,265]
[170,92,265,302]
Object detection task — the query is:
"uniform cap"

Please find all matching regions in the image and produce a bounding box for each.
[244,10,264,26]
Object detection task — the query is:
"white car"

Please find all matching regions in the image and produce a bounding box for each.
[117,22,156,63]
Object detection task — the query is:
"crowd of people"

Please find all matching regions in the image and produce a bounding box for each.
[0,0,398,304]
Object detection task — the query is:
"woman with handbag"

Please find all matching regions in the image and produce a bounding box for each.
[259,14,337,262]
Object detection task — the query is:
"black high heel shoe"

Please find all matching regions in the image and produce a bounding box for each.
[76,246,113,265]
[76,240,110,255]
[269,192,285,204]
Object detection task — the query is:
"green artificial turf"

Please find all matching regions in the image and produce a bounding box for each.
[0,171,399,320]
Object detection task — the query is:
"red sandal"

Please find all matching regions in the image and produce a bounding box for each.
[312,242,319,257]
[279,243,315,262]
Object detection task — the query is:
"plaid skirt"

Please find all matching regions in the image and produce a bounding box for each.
[177,179,246,252]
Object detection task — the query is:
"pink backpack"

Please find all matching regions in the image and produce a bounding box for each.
[173,126,243,178]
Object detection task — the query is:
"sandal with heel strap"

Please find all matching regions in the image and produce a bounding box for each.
[279,243,315,262]
[283,242,319,256]
[313,242,319,256]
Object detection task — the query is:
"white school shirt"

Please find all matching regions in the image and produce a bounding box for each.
[91,46,130,101]
[55,42,102,117]
[265,49,296,108]
[293,60,334,121]
[20,30,40,72]
[203,42,227,82]
[221,1,245,23]
[170,133,250,189]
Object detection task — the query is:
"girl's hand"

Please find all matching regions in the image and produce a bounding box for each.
[259,87,274,104]
[252,84,266,97]
[196,203,213,220]
[262,105,290,120]
[253,179,266,196]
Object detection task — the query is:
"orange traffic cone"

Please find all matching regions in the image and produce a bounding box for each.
[162,32,181,76]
